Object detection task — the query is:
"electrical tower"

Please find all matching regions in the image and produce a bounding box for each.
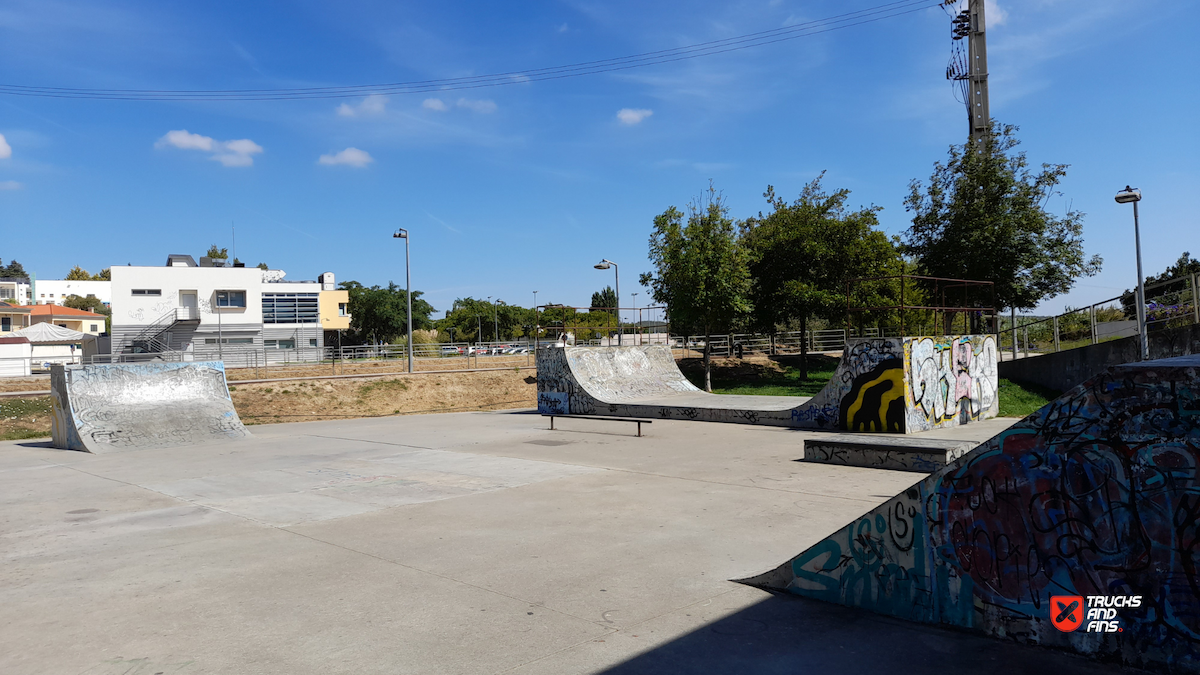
[946,0,990,146]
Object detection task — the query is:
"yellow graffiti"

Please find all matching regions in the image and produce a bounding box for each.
[845,368,905,432]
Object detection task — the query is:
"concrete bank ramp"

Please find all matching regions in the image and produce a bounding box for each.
[51,362,250,453]
[537,337,998,433]
[741,355,1200,672]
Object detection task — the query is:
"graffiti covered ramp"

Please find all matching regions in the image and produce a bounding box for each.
[51,362,251,453]
[740,355,1200,672]
[537,337,998,433]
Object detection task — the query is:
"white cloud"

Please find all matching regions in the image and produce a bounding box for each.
[0,180,22,190]
[556,23,569,33]
[457,98,497,114]
[318,147,374,168]
[422,98,448,111]
[156,130,263,167]
[337,94,388,117]
[616,108,653,125]
[0,133,11,159]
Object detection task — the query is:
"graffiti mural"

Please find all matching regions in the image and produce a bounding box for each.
[536,337,998,433]
[51,362,250,453]
[839,359,906,432]
[743,355,1200,672]
[904,335,998,432]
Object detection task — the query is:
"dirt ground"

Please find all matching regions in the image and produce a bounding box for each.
[225,354,533,381]
[0,376,50,394]
[0,369,537,441]
[229,369,536,424]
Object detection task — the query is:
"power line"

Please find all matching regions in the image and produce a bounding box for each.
[0,0,943,101]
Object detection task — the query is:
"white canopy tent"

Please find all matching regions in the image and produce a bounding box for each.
[13,323,96,368]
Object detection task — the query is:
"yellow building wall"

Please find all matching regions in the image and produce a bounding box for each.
[319,290,351,330]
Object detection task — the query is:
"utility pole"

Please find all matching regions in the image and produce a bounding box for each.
[947,0,990,146]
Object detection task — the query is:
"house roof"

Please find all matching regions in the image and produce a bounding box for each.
[166,254,198,267]
[0,302,31,314]
[14,305,106,319]
[0,336,31,345]
[13,322,93,343]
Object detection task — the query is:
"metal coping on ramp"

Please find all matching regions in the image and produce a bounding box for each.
[741,355,1200,672]
[50,361,250,453]
[536,336,999,433]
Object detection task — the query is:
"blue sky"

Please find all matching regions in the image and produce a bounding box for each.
[1,0,1196,319]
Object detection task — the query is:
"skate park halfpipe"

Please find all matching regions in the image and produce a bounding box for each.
[51,361,250,453]
[741,355,1200,672]
[536,336,998,433]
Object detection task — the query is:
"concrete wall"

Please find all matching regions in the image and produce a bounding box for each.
[35,279,112,306]
[746,355,1200,672]
[999,321,1200,392]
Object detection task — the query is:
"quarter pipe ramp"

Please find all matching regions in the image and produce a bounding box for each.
[741,355,1200,672]
[50,362,250,453]
[536,336,998,433]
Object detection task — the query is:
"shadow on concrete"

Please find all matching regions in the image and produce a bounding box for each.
[14,439,54,449]
[597,592,1142,675]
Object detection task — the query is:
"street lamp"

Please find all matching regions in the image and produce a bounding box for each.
[532,290,538,352]
[594,259,620,346]
[494,299,502,344]
[393,228,413,373]
[1115,186,1148,361]
[631,292,638,345]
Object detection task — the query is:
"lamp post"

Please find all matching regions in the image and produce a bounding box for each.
[393,228,413,373]
[532,290,538,352]
[1115,186,1148,361]
[594,259,620,346]
[494,299,502,344]
[632,292,638,345]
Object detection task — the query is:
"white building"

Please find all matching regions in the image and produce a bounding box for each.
[108,255,349,364]
[34,279,113,306]
[0,278,31,306]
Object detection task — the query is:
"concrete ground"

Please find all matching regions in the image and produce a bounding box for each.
[1,413,1144,675]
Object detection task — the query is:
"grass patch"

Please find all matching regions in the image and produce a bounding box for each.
[0,397,53,441]
[0,428,50,441]
[357,378,410,398]
[679,354,839,397]
[998,378,1060,418]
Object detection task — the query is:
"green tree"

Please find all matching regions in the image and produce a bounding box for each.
[438,298,536,343]
[256,262,269,270]
[1120,251,1200,321]
[0,258,28,279]
[640,184,750,391]
[65,266,92,280]
[741,175,899,376]
[62,294,112,331]
[338,280,435,345]
[93,268,111,281]
[206,245,229,259]
[590,286,618,317]
[903,121,1102,313]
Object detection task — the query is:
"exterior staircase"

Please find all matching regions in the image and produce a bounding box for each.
[121,307,200,355]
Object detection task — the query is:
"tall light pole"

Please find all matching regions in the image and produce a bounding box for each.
[393,228,413,373]
[532,290,538,351]
[632,292,638,345]
[594,259,620,346]
[1115,186,1149,360]
[494,299,502,344]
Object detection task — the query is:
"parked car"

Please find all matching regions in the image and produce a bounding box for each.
[440,345,462,355]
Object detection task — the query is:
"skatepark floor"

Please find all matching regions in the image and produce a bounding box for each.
[1,413,1145,675]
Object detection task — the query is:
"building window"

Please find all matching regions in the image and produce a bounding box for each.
[1,317,10,331]
[90,324,98,332]
[0,289,13,300]
[309,338,318,347]
[203,337,253,344]
[338,302,348,317]
[264,339,296,349]
[263,293,318,324]
[131,289,162,296]
[215,290,246,308]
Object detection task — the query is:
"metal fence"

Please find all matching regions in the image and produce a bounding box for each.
[999,274,1198,357]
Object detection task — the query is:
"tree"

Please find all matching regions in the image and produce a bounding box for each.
[903,122,1102,313]
[63,294,112,331]
[438,297,536,342]
[0,258,28,279]
[640,184,750,391]
[206,245,229,259]
[590,286,618,317]
[65,266,92,280]
[1121,251,1200,320]
[338,280,435,345]
[741,175,899,376]
[94,268,111,281]
[256,262,269,270]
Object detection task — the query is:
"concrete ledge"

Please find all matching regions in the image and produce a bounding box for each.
[801,435,975,473]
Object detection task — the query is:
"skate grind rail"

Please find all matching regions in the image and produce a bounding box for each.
[50,361,250,453]
[536,336,999,433]
[741,355,1200,671]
